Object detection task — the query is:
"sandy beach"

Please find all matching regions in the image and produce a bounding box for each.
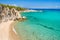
[0,4,25,40]
[0,21,21,40]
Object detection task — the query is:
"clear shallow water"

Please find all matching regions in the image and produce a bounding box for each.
[15,10,60,40]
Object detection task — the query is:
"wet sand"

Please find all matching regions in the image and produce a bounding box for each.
[9,21,22,40]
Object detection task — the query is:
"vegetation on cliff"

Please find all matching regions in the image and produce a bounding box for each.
[0,4,27,11]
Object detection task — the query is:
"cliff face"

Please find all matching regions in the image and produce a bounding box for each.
[0,6,21,22]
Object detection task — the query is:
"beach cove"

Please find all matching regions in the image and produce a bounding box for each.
[0,5,26,40]
[0,0,60,40]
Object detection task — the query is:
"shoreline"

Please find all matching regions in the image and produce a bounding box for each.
[0,20,21,40]
[9,21,22,40]
[19,10,37,13]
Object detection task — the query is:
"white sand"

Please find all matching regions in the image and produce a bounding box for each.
[0,21,14,40]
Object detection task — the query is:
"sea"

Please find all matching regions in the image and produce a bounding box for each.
[15,9,60,40]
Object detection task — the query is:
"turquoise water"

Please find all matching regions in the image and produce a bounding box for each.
[15,10,60,40]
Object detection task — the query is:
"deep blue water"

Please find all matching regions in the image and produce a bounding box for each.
[15,10,60,40]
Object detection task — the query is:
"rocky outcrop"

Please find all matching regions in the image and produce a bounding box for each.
[0,6,22,22]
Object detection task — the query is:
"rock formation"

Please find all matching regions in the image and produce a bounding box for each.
[0,6,22,22]
[11,8,22,19]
